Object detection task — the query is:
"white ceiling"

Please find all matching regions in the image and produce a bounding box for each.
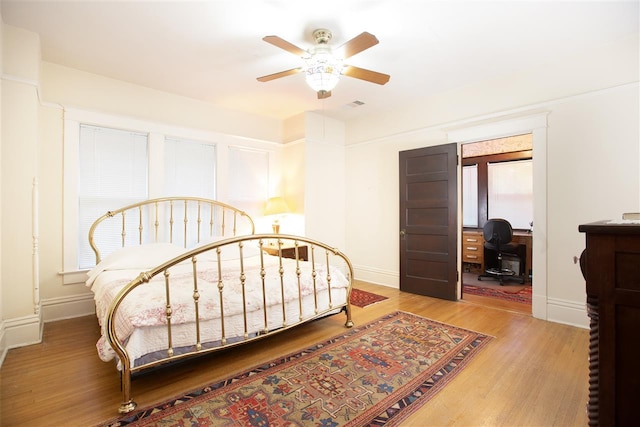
[2,0,638,121]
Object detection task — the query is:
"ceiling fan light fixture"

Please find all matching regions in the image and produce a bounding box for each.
[304,47,342,93]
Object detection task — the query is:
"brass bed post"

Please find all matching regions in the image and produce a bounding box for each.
[106,274,146,414]
[276,239,287,326]
[138,206,143,245]
[164,270,174,357]
[183,200,188,248]
[294,240,303,322]
[310,245,319,314]
[120,212,126,248]
[169,200,174,244]
[197,202,202,242]
[325,249,333,309]
[191,255,202,351]
[209,202,214,238]
[233,211,238,236]
[258,239,269,334]
[221,208,227,236]
[153,201,159,243]
[239,242,249,338]
[216,247,227,345]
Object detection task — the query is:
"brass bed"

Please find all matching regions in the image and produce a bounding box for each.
[86,197,354,413]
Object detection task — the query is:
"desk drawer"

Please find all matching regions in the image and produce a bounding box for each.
[462,232,484,265]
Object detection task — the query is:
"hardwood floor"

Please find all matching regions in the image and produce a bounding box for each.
[1,281,589,426]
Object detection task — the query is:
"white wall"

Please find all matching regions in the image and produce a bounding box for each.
[41,62,283,144]
[1,23,43,355]
[303,113,346,249]
[345,34,639,145]
[0,8,5,363]
[545,85,639,323]
[344,84,639,328]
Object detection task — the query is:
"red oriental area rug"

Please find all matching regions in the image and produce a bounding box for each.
[349,288,389,308]
[464,284,532,304]
[103,311,492,427]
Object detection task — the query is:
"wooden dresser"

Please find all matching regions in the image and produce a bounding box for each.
[462,230,484,271]
[579,221,640,426]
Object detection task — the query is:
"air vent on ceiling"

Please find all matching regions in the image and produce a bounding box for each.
[347,100,365,108]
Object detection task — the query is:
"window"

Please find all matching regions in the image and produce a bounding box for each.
[227,147,269,216]
[165,137,216,198]
[462,165,478,228]
[78,125,148,269]
[63,109,277,281]
[488,159,533,229]
[462,150,533,230]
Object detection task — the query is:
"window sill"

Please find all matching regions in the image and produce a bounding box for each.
[59,269,89,286]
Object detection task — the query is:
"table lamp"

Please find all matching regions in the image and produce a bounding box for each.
[264,197,290,233]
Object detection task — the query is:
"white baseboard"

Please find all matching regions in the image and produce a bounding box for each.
[0,321,5,367]
[547,297,589,329]
[0,313,44,367]
[41,293,95,323]
[353,265,399,288]
[0,295,95,368]
[355,264,589,329]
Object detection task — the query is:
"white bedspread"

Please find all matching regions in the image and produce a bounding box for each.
[87,243,349,366]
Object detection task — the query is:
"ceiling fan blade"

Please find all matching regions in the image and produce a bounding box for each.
[317,90,332,99]
[343,65,390,85]
[262,35,307,57]
[257,68,302,82]
[337,32,379,59]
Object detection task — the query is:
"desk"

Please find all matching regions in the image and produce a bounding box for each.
[462,228,532,278]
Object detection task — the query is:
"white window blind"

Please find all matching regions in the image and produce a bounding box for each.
[488,159,533,229]
[227,147,269,217]
[78,125,148,269]
[164,137,216,198]
[163,137,217,246]
[463,165,479,228]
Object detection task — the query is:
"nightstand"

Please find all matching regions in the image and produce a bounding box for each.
[263,244,308,261]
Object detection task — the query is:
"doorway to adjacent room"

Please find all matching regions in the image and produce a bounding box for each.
[461,134,533,313]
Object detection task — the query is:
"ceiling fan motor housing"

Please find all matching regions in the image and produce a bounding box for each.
[312,29,332,45]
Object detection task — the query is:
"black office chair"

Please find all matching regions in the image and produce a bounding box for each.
[478,218,525,285]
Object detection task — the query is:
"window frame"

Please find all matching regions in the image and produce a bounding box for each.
[462,149,533,230]
[61,108,280,284]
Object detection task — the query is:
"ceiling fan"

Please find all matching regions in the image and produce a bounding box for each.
[257,29,390,99]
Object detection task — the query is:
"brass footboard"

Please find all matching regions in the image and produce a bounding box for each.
[105,234,353,414]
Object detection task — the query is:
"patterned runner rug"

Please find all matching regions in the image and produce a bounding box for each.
[464,284,532,304]
[349,288,389,308]
[103,311,492,426]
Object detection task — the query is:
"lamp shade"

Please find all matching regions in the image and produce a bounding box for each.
[264,197,290,216]
[304,46,342,93]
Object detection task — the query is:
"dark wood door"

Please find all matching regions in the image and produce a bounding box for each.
[399,143,458,300]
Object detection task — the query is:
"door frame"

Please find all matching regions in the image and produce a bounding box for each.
[447,113,548,320]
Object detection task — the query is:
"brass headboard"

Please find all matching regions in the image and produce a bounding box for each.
[88,197,255,264]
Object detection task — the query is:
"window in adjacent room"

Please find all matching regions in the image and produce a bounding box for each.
[462,164,479,228]
[488,159,533,230]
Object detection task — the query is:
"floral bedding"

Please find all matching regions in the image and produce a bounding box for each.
[86,243,349,364]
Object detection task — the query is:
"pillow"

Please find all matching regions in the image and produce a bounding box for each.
[86,243,187,287]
